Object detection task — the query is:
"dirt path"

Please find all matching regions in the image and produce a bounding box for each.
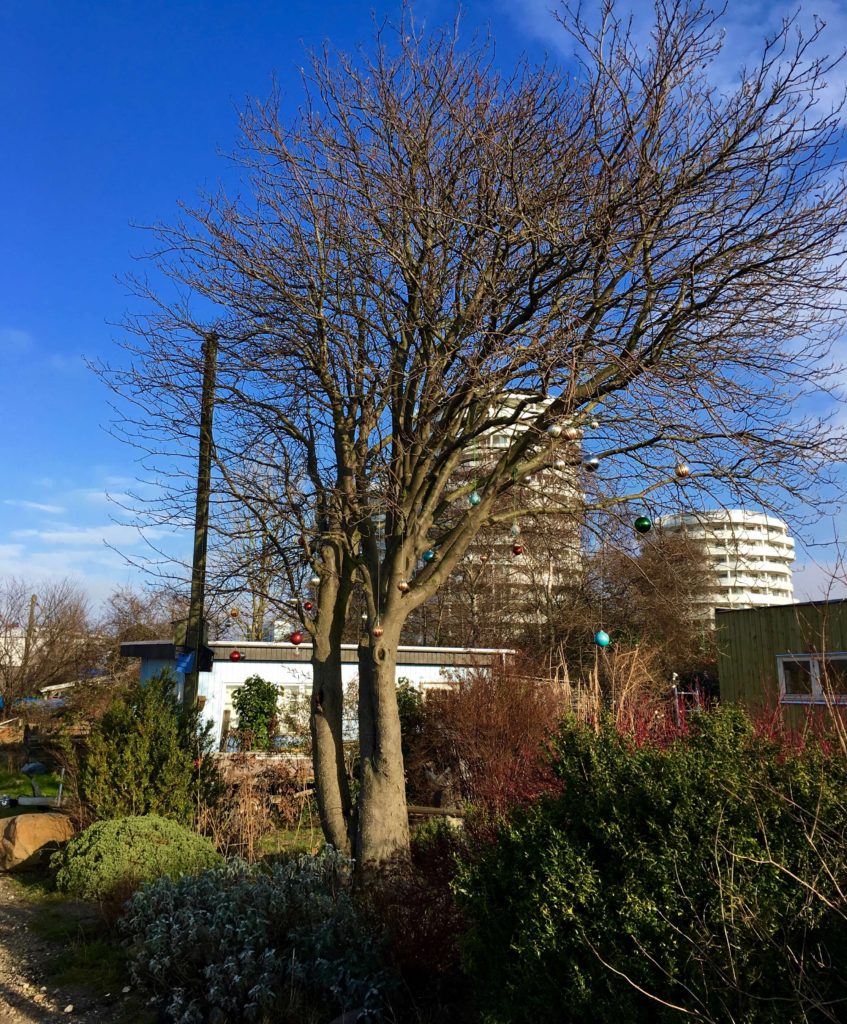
[0,874,150,1023]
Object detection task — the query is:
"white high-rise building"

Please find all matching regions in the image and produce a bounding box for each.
[658,510,795,612]
[469,391,584,575]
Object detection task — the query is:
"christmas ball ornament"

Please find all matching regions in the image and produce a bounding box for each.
[303,600,315,613]
[469,490,481,506]
[675,462,691,479]
[510,522,521,537]
[584,457,600,472]
[546,423,562,438]
[309,575,321,587]
[594,630,611,648]
[634,516,652,534]
[422,548,436,563]
[290,630,304,646]
[372,625,384,638]
[397,580,411,593]
[229,650,243,662]
[229,608,240,618]
[564,425,581,440]
[512,543,524,556]
[590,418,600,429]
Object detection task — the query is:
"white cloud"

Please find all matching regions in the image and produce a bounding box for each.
[3,499,65,515]
[0,327,34,354]
[44,353,84,374]
[0,543,145,607]
[502,0,847,111]
[793,558,847,602]
[13,523,167,548]
[0,543,25,563]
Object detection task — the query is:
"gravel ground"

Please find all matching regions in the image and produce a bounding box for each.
[0,874,149,1024]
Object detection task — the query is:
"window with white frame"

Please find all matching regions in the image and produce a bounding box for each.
[777,654,847,703]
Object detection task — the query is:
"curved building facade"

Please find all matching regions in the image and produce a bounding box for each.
[658,510,795,612]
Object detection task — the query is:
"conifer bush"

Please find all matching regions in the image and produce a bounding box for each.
[457,707,847,1024]
[54,814,223,902]
[79,670,220,825]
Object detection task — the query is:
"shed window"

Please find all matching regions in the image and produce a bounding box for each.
[781,658,812,696]
[777,654,847,704]
[821,658,847,696]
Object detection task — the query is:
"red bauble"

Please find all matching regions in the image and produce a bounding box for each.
[229,650,243,661]
[397,580,411,593]
[512,544,524,555]
[303,601,315,613]
[290,631,304,646]
[373,626,384,638]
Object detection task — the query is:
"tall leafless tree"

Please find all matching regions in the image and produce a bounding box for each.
[101,2,847,867]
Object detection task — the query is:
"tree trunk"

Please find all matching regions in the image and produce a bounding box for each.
[311,638,353,855]
[355,624,410,869]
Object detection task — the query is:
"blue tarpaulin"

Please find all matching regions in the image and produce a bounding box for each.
[176,651,195,674]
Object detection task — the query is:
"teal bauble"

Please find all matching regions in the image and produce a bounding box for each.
[422,549,436,563]
[469,490,481,506]
[634,516,652,534]
[594,630,611,648]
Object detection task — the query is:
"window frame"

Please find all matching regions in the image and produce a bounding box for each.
[777,652,847,704]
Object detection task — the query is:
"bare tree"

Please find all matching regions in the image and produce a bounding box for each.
[544,520,717,680]
[0,578,99,714]
[102,2,847,867]
[100,583,186,644]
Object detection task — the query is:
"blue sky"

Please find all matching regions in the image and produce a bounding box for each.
[0,0,845,606]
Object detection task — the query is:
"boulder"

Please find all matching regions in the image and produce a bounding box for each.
[0,812,75,871]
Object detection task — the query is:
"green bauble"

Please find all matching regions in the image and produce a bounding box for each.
[634,516,652,534]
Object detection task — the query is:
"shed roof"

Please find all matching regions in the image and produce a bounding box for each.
[120,639,514,667]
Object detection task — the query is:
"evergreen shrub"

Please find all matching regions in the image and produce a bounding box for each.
[231,674,280,751]
[79,669,220,825]
[457,707,847,1024]
[54,814,223,902]
[120,848,391,1023]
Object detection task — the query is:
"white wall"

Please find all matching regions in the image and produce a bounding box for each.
[196,656,461,747]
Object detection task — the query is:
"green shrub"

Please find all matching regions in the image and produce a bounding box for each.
[396,676,424,761]
[79,670,220,824]
[457,707,847,1024]
[120,848,392,1023]
[54,815,223,902]
[231,673,280,751]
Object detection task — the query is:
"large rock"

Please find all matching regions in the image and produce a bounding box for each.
[0,812,75,871]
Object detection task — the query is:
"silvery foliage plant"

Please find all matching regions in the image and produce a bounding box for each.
[120,848,391,1023]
